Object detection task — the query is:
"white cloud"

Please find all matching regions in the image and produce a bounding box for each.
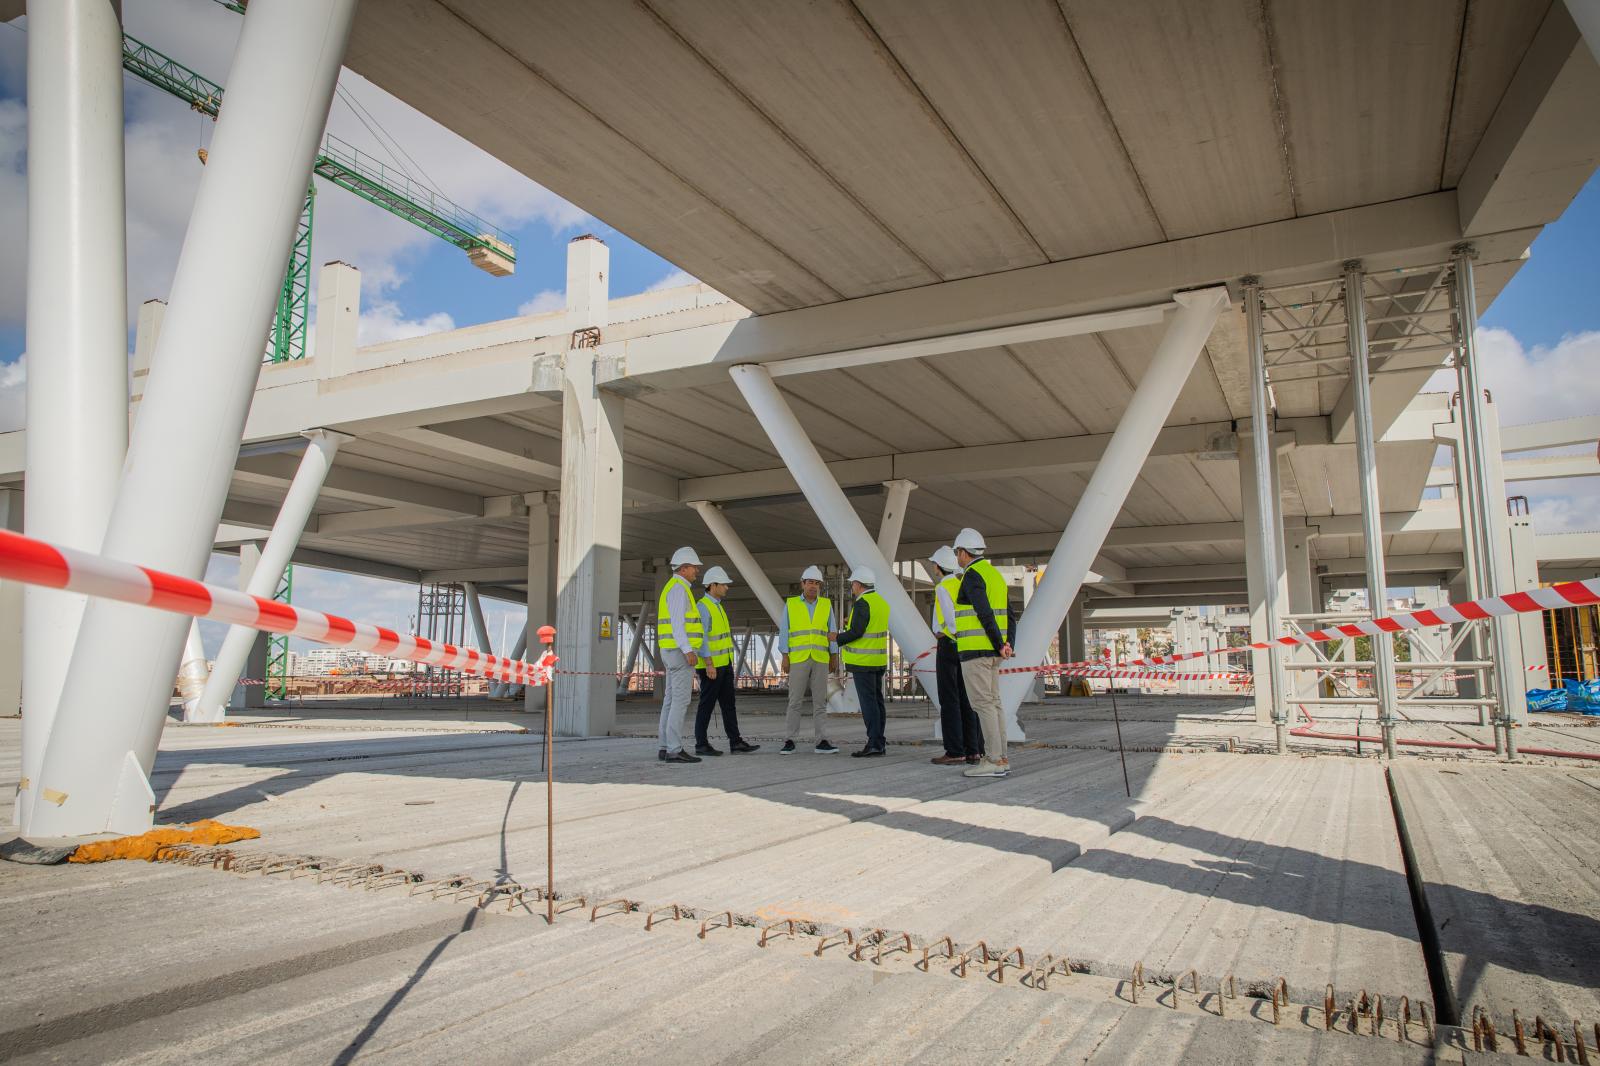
[644,268,696,292]
[517,289,564,316]
[1471,327,1600,427]
[1528,490,1600,534]
[357,300,455,346]
[0,354,23,432]
[1,0,592,337]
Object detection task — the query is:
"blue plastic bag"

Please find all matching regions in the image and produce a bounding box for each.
[1527,688,1568,712]
[1561,678,1600,713]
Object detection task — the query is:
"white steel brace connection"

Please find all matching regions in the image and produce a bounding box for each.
[999,287,1231,725]
[192,430,346,723]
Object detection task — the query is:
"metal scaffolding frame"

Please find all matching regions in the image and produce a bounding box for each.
[415,583,466,699]
[1242,253,1514,755]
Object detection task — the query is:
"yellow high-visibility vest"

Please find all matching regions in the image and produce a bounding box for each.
[785,595,832,664]
[701,597,734,667]
[954,559,1009,654]
[840,591,890,669]
[655,573,702,652]
[932,574,961,640]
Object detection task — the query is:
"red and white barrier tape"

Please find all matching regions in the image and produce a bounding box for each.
[1013,577,1600,674]
[0,529,556,688]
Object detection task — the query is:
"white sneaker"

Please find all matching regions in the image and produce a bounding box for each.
[962,759,1009,778]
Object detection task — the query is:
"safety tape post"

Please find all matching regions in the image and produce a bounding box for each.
[0,529,557,688]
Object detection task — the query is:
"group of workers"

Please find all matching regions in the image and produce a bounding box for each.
[654,527,1015,779]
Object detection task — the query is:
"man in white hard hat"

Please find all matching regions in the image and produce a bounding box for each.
[952,528,1014,778]
[656,546,705,764]
[837,567,891,758]
[928,546,984,766]
[777,565,840,754]
[692,566,759,756]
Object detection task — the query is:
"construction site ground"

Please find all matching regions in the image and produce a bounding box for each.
[1,692,1596,1063]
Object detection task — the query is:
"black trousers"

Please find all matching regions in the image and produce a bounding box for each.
[694,666,743,746]
[936,637,984,758]
[852,668,887,750]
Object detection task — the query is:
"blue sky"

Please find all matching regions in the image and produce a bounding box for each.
[2,5,1598,660]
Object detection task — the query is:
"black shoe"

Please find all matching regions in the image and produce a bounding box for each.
[663,750,702,764]
[814,740,838,754]
[658,749,667,762]
[695,744,724,756]
[729,740,761,753]
[780,740,797,754]
[851,746,883,758]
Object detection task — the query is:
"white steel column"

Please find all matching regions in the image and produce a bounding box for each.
[729,364,943,715]
[192,430,343,723]
[1454,245,1523,755]
[555,237,622,736]
[491,626,528,699]
[25,0,358,838]
[1344,262,1400,759]
[1241,278,1289,749]
[1000,287,1230,722]
[875,479,916,563]
[176,623,209,718]
[688,500,785,627]
[462,582,493,656]
[17,0,129,830]
[0,490,22,719]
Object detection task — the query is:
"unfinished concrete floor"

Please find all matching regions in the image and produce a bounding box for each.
[1,693,1597,1063]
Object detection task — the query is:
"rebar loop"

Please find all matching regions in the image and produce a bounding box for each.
[814,929,855,958]
[589,898,634,923]
[698,911,733,939]
[919,936,954,971]
[1324,985,1336,1030]
[644,903,682,931]
[758,919,797,948]
[1130,961,1145,1005]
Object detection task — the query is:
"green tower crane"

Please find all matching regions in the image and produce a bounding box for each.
[121,32,519,698]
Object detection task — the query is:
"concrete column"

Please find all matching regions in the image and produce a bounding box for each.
[0,490,22,719]
[1477,395,1527,724]
[314,261,361,378]
[1508,514,1545,695]
[130,299,166,405]
[1238,438,1289,724]
[520,491,556,709]
[1065,596,1087,664]
[235,543,268,712]
[24,0,358,837]
[17,0,130,830]
[193,429,343,722]
[554,236,621,736]
[875,479,916,563]
[1284,528,1317,698]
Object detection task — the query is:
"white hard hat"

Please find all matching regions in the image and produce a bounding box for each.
[670,546,702,567]
[953,527,987,554]
[800,565,825,583]
[702,565,733,586]
[848,567,876,587]
[929,546,959,572]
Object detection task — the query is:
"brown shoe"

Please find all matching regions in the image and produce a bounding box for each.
[931,754,966,765]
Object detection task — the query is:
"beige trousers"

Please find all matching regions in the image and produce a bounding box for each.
[785,658,830,741]
[962,655,1006,762]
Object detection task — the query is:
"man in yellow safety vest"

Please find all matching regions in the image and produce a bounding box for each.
[656,546,705,764]
[692,566,759,756]
[929,545,984,766]
[837,567,890,758]
[953,528,1013,778]
[778,565,839,754]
